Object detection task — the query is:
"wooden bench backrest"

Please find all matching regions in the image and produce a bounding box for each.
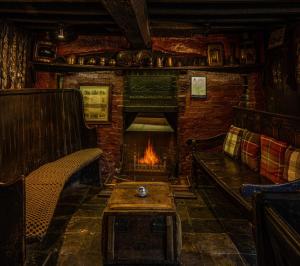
[233,106,300,148]
[0,89,95,183]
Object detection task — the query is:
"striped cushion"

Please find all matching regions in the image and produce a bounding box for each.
[283,146,300,182]
[241,130,260,171]
[223,125,244,159]
[260,135,288,183]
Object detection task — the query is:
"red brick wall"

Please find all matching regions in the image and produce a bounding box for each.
[63,72,123,171]
[178,71,245,175]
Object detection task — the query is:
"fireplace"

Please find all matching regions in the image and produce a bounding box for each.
[121,72,178,181]
[122,112,177,180]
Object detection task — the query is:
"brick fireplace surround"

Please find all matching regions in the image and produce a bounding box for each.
[34,35,265,177]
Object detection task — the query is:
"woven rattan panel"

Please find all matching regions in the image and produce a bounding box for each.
[25,148,102,239]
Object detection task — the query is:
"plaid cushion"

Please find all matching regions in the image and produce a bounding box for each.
[241,130,260,171]
[260,135,288,183]
[283,146,300,182]
[223,125,244,159]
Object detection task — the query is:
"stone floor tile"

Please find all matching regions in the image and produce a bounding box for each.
[181,252,204,266]
[58,231,93,256]
[212,206,244,219]
[188,206,215,219]
[53,204,79,218]
[83,195,108,206]
[57,253,103,266]
[184,195,207,207]
[221,219,253,236]
[65,217,101,233]
[191,219,224,233]
[240,253,257,266]
[59,194,86,205]
[175,199,186,206]
[73,204,105,218]
[182,233,198,253]
[195,233,239,254]
[202,253,246,266]
[177,204,190,221]
[229,234,256,255]
[47,217,70,235]
[181,220,194,233]
[25,251,51,266]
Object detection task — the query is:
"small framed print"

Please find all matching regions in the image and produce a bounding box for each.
[80,84,111,124]
[191,76,207,98]
[268,27,286,49]
[34,41,57,63]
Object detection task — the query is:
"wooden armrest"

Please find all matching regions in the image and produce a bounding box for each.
[186,133,226,152]
[241,179,300,198]
[0,175,24,187]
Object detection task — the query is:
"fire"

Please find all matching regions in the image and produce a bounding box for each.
[138,139,160,166]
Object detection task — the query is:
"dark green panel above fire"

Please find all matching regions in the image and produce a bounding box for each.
[124,73,177,109]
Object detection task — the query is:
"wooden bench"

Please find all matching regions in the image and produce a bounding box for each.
[0,89,102,265]
[188,107,300,220]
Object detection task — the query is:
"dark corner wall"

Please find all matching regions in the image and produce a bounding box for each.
[264,23,300,116]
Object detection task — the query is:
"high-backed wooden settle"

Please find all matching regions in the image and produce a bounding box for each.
[0,89,100,265]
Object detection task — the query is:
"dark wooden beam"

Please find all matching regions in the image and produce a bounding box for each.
[0,0,101,2]
[149,7,300,16]
[148,0,300,3]
[101,0,151,48]
[0,8,107,16]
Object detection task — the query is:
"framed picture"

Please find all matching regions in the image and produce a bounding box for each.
[207,43,224,66]
[34,41,57,63]
[80,84,111,124]
[191,76,207,98]
[268,27,286,49]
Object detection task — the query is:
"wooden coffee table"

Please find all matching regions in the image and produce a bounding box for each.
[102,182,181,265]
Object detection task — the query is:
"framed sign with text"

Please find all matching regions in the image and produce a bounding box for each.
[191,76,207,98]
[80,84,111,124]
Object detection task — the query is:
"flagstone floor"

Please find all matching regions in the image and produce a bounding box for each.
[26,183,257,266]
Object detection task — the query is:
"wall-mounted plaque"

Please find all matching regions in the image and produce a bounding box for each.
[191,76,207,98]
[80,84,111,124]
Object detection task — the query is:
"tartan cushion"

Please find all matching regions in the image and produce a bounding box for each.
[260,135,288,183]
[283,146,300,182]
[223,125,244,159]
[241,130,261,171]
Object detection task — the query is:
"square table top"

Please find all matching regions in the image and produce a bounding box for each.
[106,182,175,211]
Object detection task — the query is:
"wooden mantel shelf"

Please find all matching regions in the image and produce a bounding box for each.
[31,61,263,74]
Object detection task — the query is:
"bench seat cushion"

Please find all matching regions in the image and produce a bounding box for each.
[25,148,102,239]
[193,151,272,213]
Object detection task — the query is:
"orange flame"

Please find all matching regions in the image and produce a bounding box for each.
[138,139,160,166]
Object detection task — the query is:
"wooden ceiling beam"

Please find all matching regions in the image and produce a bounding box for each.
[0,0,102,2]
[0,8,107,16]
[6,18,115,25]
[151,18,290,24]
[149,7,300,16]
[147,0,300,3]
[101,0,151,48]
